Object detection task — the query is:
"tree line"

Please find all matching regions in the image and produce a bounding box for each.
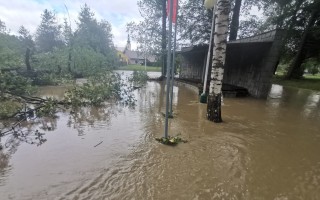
[0,4,117,78]
[128,0,320,79]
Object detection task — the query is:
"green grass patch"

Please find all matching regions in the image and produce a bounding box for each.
[272,75,320,91]
[117,65,161,72]
[303,74,320,80]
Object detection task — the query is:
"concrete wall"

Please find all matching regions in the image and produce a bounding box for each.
[179,29,286,98]
[179,47,207,82]
[224,30,285,98]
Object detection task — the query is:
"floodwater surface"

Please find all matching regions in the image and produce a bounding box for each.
[0,73,320,200]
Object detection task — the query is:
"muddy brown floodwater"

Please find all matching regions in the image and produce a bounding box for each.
[0,72,320,200]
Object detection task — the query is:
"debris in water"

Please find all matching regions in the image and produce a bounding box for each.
[155,136,187,146]
[161,112,174,119]
[94,141,103,147]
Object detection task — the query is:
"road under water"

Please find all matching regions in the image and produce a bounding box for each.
[0,73,320,200]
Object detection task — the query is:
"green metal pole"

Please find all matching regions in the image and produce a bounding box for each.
[164,0,174,138]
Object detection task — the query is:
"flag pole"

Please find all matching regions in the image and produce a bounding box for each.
[169,2,178,116]
[164,0,174,138]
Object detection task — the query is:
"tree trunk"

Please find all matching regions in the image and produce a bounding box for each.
[161,0,167,78]
[207,0,231,123]
[229,0,241,41]
[25,48,31,71]
[286,8,318,79]
[67,50,72,73]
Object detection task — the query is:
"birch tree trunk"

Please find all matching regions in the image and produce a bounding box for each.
[207,0,231,122]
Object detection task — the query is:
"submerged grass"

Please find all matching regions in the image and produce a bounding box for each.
[272,75,320,91]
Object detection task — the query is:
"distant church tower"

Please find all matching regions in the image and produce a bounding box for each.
[126,34,131,51]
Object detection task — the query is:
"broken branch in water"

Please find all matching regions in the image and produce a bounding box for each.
[155,136,188,146]
[94,141,103,147]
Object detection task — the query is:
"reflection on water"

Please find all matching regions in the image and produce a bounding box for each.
[0,74,320,199]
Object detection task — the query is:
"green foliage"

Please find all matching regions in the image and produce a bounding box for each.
[1,4,117,79]
[302,58,320,75]
[310,66,319,75]
[0,19,7,34]
[32,48,68,71]
[33,72,73,86]
[0,71,34,95]
[35,9,64,52]
[18,26,35,50]
[72,46,114,76]
[75,4,114,57]
[64,71,135,106]
[179,0,213,44]
[37,98,58,117]
[0,33,24,68]
[0,101,22,119]
[155,136,188,146]
[127,0,163,54]
[129,70,149,86]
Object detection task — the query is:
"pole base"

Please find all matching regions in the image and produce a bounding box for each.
[200,93,208,104]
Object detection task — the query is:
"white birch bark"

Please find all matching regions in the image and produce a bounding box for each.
[207,0,231,122]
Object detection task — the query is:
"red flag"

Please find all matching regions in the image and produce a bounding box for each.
[167,0,178,23]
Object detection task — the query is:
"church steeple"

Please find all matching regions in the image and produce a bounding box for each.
[126,34,131,51]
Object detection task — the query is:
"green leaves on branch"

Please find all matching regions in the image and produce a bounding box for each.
[36,98,58,117]
[155,136,188,146]
[0,71,34,95]
[0,101,22,119]
[129,70,149,86]
[64,72,135,107]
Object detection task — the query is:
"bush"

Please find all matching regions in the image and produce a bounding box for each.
[310,66,319,75]
[64,71,135,106]
[129,70,148,86]
[0,71,34,95]
[0,101,22,119]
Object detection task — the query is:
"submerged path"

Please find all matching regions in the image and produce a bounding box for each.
[0,73,320,199]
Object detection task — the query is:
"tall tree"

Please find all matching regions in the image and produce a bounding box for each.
[238,0,320,78]
[35,9,63,52]
[207,0,231,122]
[18,26,34,71]
[229,0,242,40]
[0,19,7,34]
[286,0,320,79]
[127,0,163,54]
[179,0,213,44]
[18,26,34,49]
[63,19,73,73]
[72,4,116,72]
[75,4,114,56]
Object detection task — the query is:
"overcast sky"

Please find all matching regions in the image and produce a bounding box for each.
[0,0,142,49]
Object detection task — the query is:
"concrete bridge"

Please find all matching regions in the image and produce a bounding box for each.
[178,29,286,98]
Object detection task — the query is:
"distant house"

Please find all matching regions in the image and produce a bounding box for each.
[116,35,157,66]
[116,47,129,66]
[123,49,157,65]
